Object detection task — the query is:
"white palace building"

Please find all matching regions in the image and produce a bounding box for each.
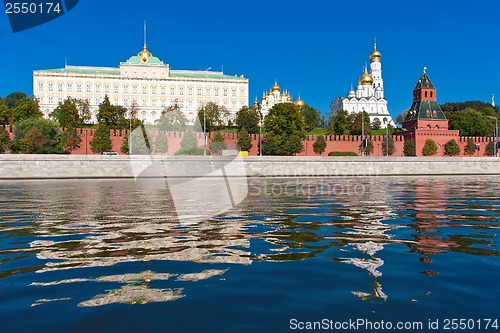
[330,42,394,128]
[33,43,249,124]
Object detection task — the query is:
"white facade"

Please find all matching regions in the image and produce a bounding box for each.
[33,45,249,124]
[331,43,394,128]
[256,82,304,117]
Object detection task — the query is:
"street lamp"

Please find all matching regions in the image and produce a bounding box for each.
[361,112,365,157]
[385,124,389,157]
[486,115,498,157]
[203,103,207,157]
[257,105,263,157]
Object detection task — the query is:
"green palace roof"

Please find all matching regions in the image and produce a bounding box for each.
[35,67,120,75]
[415,71,435,89]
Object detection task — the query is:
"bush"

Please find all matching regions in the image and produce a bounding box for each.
[444,139,460,156]
[422,139,438,156]
[174,148,206,155]
[404,141,416,156]
[485,141,495,156]
[313,135,327,155]
[464,138,478,156]
[328,151,358,156]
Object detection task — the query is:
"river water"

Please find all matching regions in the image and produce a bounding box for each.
[0,177,499,332]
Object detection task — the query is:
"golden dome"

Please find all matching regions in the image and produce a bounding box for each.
[271,83,281,92]
[369,41,381,62]
[294,98,305,106]
[254,98,259,106]
[287,96,292,102]
[359,69,373,85]
[262,94,267,100]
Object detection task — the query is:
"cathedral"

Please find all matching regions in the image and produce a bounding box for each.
[254,81,305,117]
[330,43,394,128]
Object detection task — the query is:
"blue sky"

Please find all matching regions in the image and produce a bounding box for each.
[0,0,498,118]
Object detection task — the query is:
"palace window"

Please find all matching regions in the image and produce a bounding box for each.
[95,85,100,93]
[179,87,184,95]
[152,86,157,94]
[38,83,44,91]
[133,85,138,94]
[86,84,91,93]
[77,84,82,92]
[114,85,119,94]
[161,86,166,95]
[67,84,73,92]
[114,98,119,105]
[105,85,110,93]
[142,99,147,106]
[48,97,53,104]
[232,89,236,97]
[48,83,54,91]
[95,97,100,105]
[124,98,128,106]
[240,89,245,97]
[142,86,147,94]
[214,88,219,96]
[188,87,193,96]
[161,100,166,107]
[124,85,129,93]
[197,88,202,96]
[152,99,156,106]
[132,99,137,106]
[223,89,228,96]
[206,88,211,95]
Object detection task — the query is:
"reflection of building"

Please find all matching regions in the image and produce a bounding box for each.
[331,42,394,128]
[34,43,249,124]
[402,68,459,155]
[255,81,304,117]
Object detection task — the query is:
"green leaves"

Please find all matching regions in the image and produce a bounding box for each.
[50,97,90,128]
[444,139,460,156]
[237,128,252,152]
[90,124,112,154]
[422,139,438,156]
[263,103,306,155]
[11,118,62,154]
[235,106,260,134]
[313,135,326,155]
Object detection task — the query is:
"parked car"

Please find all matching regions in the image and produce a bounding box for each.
[102,151,118,156]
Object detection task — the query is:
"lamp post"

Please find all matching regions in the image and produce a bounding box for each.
[385,124,389,157]
[203,104,207,157]
[258,106,263,157]
[486,115,498,157]
[361,112,365,157]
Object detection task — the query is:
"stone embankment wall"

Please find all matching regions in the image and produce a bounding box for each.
[0,155,499,179]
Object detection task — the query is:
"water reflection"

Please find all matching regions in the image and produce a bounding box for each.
[0,177,499,310]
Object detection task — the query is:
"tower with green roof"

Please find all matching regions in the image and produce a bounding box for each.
[402,68,459,156]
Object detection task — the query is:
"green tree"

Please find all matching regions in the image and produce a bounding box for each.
[96,96,128,129]
[372,119,382,130]
[198,102,229,132]
[485,141,496,156]
[313,135,327,155]
[154,132,169,154]
[349,111,372,135]
[382,136,395,156]
[0,126,11,153]
[61,127,81,153]
[0,99,10,125]
[422,139,438,156]
[235,106,260,134]
[330,110,349,135]
[4,92,43,124]
[449,108,489,136]
[130,125,152,155]
[263,103,306,155]
[11,118,62,154]
[174,127,200,155]
[359,139,374,156]
[404,141,416,156]
[210,132,227,155]
[262,134,278,155]
[156,103,188,132]
[237,128,252,151]
[444,139,461,156]
[464,138,477,156]
[300,104,321,132]
[50,97,91,128]
[90,124,112,154]
[121,133,129,154]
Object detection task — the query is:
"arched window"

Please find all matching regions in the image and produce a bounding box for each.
[425,91,428,98]
[430,91,433,98]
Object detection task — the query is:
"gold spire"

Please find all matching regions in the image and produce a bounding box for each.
[369,38,381,62]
